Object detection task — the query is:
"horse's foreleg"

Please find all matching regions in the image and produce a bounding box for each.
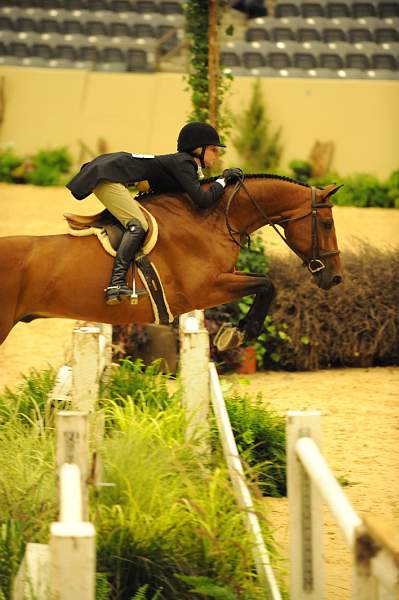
[234,271,276,341]
[207,272,275,350]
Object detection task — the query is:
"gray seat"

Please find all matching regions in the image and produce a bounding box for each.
[319,49,345,69]
[271,24,296,42]
[301,2,325,17]
[243,49,266,68]
[348,26,374,43]
[31,42,55,58]
[221,50,241,67]
[109,21,131,37]
[351,1,378,18]
[293,50,317,69]
[56,43,78,60]
[63,19,85,35]
[267,49,292,69]
[345,50,371,69]
[15,16,38,31]
[126,47,151,70]
[112,0,136,11]
[375,26,399,43]
[377,2,399,18]
[371,50,397,70]
[40,17,62,33]
[158,0,184,15]
[0,16,15,30]
[9,40,31,57]
[86,20,109,35]
[78,45,100,61]
[325,2,351,18]
[136,0,159,13]
[274,1,301,17]
[245,26,272,42]
[322,24,348,43]
[297,25,322,42]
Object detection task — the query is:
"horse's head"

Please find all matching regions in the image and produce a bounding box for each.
[283,184,343,290]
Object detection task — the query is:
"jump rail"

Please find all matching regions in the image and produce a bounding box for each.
[180,311,282,598]
[287,410,399,599]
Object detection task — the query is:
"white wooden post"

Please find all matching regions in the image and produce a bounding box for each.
[287,411,325,599]
[209,362,282,599]
[50,464,95,600]
[179,311,210,446]
[98,322,113,377]
[12,543,50,600]
[71,326,101,413]
[56,411,89,521]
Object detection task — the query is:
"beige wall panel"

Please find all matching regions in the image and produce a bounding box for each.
[0,67,86,156]
[0,67,398,179]
[227,76,399,178]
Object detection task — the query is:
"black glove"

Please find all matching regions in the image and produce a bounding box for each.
[222,167,243,184]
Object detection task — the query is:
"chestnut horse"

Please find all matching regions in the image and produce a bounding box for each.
[0,174,342,348]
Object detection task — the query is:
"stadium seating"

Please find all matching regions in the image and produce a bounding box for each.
[1,0,398,79]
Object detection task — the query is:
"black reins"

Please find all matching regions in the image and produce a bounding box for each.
[225,176,340,274]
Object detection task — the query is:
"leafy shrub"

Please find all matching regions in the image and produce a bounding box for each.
[27,147,72,186]
[265,243,399,370]
[232,78,282,172]
[0,149,22,182]
[289,159,312,182]
[212,389,286,497]
[386,169,399,208]
[332,173,390,207]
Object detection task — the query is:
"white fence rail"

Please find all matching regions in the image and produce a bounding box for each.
[180,311,282,598]
[287,410,399,599]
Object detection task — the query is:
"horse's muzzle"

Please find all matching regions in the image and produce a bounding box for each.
[314,269,343,290]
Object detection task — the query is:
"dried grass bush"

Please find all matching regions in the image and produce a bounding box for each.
[265,242,399,370]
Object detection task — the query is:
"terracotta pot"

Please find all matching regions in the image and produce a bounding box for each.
[236,345,257,374]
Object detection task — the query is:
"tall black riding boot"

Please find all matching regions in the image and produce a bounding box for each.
[105,218,146,305]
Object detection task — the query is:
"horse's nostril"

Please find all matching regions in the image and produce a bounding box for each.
[332,275,342,286]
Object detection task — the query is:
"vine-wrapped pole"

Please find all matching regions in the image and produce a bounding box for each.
[208,0,219,128]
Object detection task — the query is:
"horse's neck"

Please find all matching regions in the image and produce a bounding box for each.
[230,178,309,233]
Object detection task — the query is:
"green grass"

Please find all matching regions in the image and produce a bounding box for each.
[0,361,286,600]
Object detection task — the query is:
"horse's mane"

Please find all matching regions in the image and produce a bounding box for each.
[137,173,310,201]
[202,172,311,188]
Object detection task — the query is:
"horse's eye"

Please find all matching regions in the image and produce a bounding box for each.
[321,220,333,231]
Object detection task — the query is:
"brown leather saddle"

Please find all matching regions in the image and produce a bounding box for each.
[63,208,154,252]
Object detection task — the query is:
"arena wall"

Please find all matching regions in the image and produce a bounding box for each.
[0,66,398,178]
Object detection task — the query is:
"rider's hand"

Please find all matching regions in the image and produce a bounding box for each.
[222,167,243,184]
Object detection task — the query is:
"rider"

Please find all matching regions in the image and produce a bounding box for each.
[67,121,242,305]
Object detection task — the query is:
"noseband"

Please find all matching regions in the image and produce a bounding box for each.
[225,178,340,274]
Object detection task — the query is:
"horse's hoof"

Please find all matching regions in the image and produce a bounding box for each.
[214,324,245,352]
[105,295,122,305]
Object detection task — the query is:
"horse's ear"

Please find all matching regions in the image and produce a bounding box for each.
[321,183,343,200]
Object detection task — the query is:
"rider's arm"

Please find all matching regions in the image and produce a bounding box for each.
[173,159,226,209]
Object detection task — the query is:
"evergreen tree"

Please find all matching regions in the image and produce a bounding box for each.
[232,79,283,173]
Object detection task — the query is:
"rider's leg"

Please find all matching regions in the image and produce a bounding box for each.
[94,182,148,304]
[94,181,148,230]
[105,218,146,304]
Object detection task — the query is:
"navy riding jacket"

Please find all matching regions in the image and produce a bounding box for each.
[66,151,224,210]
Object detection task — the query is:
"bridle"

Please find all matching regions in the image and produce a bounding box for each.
[225,177,340,274]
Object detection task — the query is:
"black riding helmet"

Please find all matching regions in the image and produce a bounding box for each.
[177,122,226,168]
